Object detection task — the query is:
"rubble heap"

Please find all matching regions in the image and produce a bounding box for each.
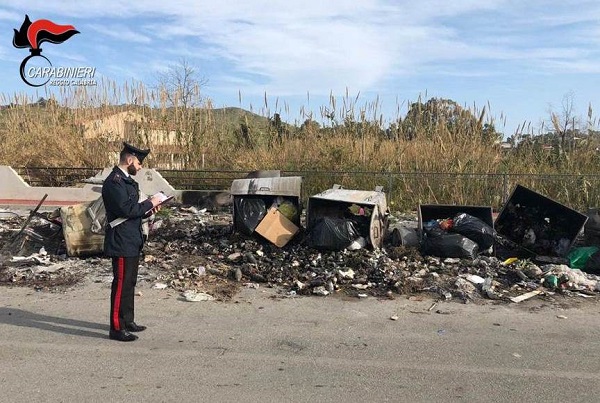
[2,206,599,304]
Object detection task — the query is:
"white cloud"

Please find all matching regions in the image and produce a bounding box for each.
[0,8,21,21]
[87,23,152,44]
[2,0,599,99]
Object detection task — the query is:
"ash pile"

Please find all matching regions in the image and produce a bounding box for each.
[2,183,600,305]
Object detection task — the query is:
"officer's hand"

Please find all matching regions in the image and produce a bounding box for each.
[149,205,162,215]
[149,195,163,207]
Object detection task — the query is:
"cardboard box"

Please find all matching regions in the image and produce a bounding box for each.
[254,207,300,248]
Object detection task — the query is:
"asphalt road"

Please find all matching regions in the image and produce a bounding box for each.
[1,281,600,402]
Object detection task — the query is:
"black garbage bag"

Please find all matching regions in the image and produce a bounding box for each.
[308,217,359,250]
[422,233,479,259]
[234,197,267,235]
[452,213,495,250]
[584,249,600,275]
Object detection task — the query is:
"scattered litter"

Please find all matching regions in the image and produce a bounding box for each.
[390,315,399,321]
[481,277,499,299]
[182,290,215,302]
[9,254,51,266]
[312,286,329,296]
[465,274,485,284]
[556,315,568,319]
[509,290,542,303]
[512,353,522,358]
[347,237,366,251]
[31,264,64,274]
[1,189,600,304]
[227,252,243,262]
[338,268,355,280]
[233,268,243,282]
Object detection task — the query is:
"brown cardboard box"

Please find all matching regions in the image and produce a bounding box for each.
[255,207,299,248]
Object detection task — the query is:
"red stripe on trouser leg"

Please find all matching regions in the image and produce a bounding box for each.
[113,257,125,331]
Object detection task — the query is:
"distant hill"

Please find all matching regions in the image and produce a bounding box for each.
[0,100,295,136]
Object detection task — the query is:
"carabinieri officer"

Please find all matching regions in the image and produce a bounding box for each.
[102,142,162,342]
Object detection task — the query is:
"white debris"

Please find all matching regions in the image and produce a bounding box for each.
[347,237,366,251]
[312,286,329,296]
[338,268,355,280]
[443,258,461,264]
[152,283,168,290]
[465,274,486,284]
[10,254,51,266]
[182,290,215,302]
[227,252,242,262]
[32,264,64,274]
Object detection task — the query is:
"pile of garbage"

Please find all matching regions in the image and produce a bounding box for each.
[3,204,600,305]
[421,213,495,259]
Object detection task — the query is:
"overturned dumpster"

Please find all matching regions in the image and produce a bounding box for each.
[60,199,105,257]
[495,185,588,258]
[230,176,302,247]
[306,185,389,250]
[418,204,496,259]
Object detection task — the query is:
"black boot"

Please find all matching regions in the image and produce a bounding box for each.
[125,322,147,332]
[109,329,138,342]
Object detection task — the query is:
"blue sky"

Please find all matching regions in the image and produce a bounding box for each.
[0,0,599,137]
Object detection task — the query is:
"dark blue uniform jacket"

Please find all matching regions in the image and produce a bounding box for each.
[102,167,154,257]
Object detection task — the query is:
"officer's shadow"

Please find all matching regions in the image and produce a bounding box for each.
[0,308,108,339]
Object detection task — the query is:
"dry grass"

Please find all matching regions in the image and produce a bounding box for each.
[0,81,599,210]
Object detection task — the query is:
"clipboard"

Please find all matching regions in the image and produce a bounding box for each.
[145,192,174,215]
[109,191,174,228]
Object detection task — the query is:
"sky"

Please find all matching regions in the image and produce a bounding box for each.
[0,0,599,137]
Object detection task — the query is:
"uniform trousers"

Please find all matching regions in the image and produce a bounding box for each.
[110,256,139,331]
